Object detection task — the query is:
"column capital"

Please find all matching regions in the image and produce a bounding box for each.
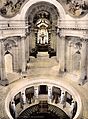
[21,36,26,40]
[60,36,66,40]
[80,38,88,43]
[0,39,4,43]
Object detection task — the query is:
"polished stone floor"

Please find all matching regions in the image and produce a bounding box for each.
[17,104,70,119]
[0,52,88,119]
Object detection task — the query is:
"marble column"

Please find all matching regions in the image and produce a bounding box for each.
[56,32,60,62]
[20,90,26,109]
[34,86,39,101]
[21,37,26,73]
[60,90,66,108]
[21,90,26,104]
[60,37,66,72]
[79,39,87,85]
[25,35,30,62]
[13,45,19,72]
[0,40,8,85]
[48,86,52,103]
[67,41,73,72]
[18,38,22,72]
[11,100,18,119]
[70,101,76,118]
[87,42,88,82]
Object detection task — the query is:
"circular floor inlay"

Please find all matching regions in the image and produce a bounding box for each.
[17,104,70,119]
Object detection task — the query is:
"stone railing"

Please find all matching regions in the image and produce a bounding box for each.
[5,78,82,119]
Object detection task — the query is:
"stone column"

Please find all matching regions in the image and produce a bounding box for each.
[79,39,87,85]
[70,101,76,119]
[21,90,26,104]
[21,37,26,73]
[13,45,19,72]
[34,86,39,101]
[11,100,18,119]
[67,41,73,72]
[20,90,26,109]
[25,35,30,62]
[56,32,60,62]
[60,90,66,108]
[60,37,66,72]
[87,42,88,82]
[0,40,8,86]
[18,38,22,72]
[48,86,52,103]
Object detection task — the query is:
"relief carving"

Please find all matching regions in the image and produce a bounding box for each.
[66,0,88,17]
[0,0,25,17]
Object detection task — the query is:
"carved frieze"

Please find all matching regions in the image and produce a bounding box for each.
[56,0,88,17]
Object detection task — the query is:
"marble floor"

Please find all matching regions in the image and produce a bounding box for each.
[0,52,88,119]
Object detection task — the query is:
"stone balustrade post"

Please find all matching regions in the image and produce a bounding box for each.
[48,86,52,103]
[34,86,39,101]
[20,89,26,109]
[11,100,18,119]
[60,90,67,108]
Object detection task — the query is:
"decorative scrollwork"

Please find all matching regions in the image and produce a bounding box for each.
[66,0,88,17]
[0,0,25,17]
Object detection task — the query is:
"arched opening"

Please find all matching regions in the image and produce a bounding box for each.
[39,85,48,94]
[25,2,59,58]
[5,51,13,75]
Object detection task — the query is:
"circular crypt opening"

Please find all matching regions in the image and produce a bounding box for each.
[5,79,82,119]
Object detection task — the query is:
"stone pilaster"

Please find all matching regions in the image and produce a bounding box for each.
[60,36,66,72]
[34,86,39,101]
[13,45,19,72]
[18,38,22,72]
[79,39,87,85]
[87,41,88,82]
[0,40,8,86]
[60,90,67,108]
[21,37,26,73]
[48,86,52,103]
[67,41,73,72]
[11,100,18,118]
[25,35,30,62]
[56,32,60,62]
[21,90,26,104]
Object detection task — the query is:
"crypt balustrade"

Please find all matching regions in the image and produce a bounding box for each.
[5,79,82,119]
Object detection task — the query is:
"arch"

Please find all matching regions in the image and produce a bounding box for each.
[4,37,18,47]
[20,0,66,20]
[4,51,13,74]
[25,2,59,25]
